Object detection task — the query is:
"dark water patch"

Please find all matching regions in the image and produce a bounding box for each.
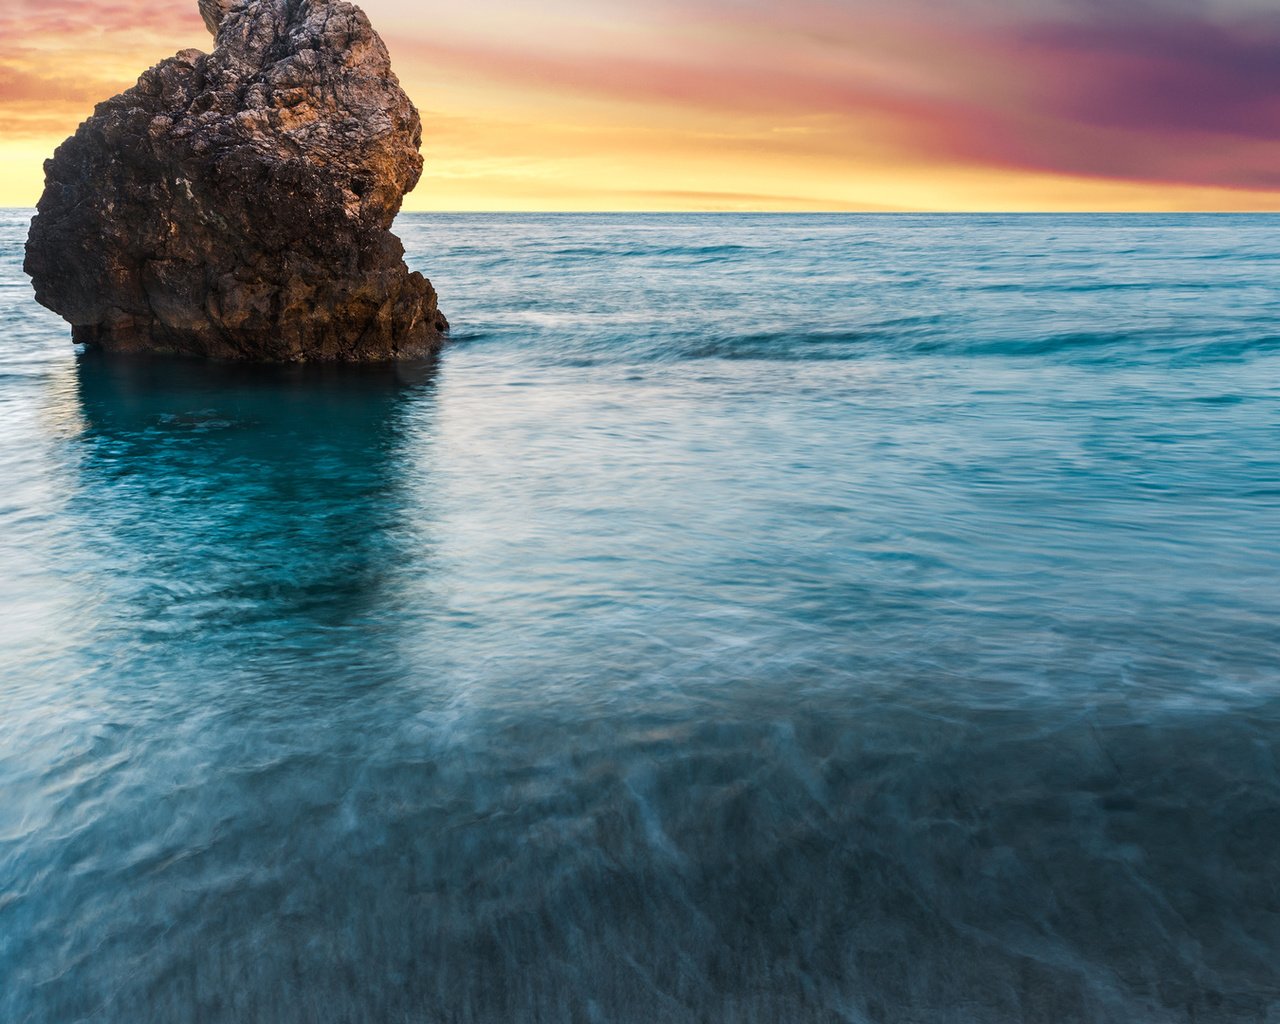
[1191,393,1246,405]
[952,330,1150,359]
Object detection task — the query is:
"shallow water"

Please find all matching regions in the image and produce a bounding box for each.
[2,211,1280,1023]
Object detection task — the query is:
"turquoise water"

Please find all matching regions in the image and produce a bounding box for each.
[2,211,1280,1022]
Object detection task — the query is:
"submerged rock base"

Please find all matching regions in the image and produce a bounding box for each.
[25,0,447,362]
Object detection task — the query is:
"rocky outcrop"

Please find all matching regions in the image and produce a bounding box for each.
[25,0,447,361]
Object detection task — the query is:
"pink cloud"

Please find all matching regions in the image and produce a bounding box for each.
[399,2,1280,192]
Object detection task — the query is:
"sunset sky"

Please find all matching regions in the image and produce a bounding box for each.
[3,0,1280,210]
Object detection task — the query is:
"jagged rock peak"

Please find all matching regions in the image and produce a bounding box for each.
[197,0,237,35]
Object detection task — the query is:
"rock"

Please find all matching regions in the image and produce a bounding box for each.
[197,0,238,35]
[25,0,447,361]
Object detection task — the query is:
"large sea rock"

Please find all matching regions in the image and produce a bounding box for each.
[24,0,447,361]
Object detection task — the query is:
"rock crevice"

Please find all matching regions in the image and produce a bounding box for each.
[25,0,446,361]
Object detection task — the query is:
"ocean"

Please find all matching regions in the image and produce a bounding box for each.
[1,211,1279,1022]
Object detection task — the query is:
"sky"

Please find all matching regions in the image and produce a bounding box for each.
[2,0,1280,210]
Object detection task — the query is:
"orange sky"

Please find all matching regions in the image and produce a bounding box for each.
[3,0,1280,211]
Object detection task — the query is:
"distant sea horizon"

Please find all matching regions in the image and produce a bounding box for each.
[6,206,1280,214]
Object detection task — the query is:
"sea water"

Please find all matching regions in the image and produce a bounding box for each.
[1,211,1279,1023]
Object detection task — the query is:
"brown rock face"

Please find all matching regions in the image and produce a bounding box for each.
[25,0,447,361]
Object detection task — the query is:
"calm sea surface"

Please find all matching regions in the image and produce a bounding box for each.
[2,212,1280,1023]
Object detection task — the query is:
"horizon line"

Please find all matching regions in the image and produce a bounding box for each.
[4,207,1280,216]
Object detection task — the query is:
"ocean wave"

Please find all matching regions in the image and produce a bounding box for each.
[457,323,1280,367]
